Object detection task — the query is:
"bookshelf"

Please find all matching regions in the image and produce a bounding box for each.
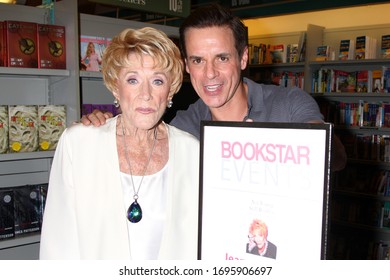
[310,24,390,260]
[312,58,390,260]
[248,23,390,259]
[0,0,79,259]
[247,24,324,93]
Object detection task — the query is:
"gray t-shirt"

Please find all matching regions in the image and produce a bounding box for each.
[170,77,324,140]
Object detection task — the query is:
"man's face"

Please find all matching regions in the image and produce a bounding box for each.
[184,26,248,110]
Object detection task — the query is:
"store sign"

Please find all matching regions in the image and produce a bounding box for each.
[88,0,190,18]
[199,121,332,260]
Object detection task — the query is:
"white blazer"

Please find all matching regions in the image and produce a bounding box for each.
[39,116,199,260]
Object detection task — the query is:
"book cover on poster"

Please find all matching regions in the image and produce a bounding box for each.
[199,122,331,260]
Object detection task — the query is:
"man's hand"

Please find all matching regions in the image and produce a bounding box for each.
[80,109,113,126]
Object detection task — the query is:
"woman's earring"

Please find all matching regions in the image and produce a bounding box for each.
[114,98,120,108]
[167,100,173,108]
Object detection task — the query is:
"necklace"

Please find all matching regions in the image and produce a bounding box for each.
[121,116,157,223]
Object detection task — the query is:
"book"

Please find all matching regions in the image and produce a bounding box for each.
[315,45,331,61]
[382,66,390,93]
[261,44,272,64]
[380,34,390,59]
[382,103,390,128]
[259,44,267,64]
[355,35,367,59]
[355,35,377,59]
[0,189,14,240]
[248,43,253,64]
[335,70,355,92]
[80,35,105,72]
[338,39,355,60]
[13,185,41,235]
[286,43,299,63]
[38,183,49,227]
[38,105,66,151]
[0,105,8,154]
[4,20,38,68]
[37,24,66,69]
[297,31,306,62]
[356,70,369,93]
[8,105,38,153]
[0,21,5,66]
[382,202,390,228]
[251,45,259,64]
[371,69,383,93]
[269,44,287,63]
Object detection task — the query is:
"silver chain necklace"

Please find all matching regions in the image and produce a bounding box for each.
[121,116,157,223]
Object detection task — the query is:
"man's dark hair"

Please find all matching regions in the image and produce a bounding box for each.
[179,3,248,60]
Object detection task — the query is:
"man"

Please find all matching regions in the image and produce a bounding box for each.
[82,3,346,171]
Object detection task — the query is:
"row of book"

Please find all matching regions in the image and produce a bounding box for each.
[319,100,390,128]
[336,164,390,196]
[249,42,303,65]
[268,71,304,89]
[331,196,390,230]
[337,133,390,163]
[330,235,390,260]
[369,241,390,260]
[312,67,390,93]
[316,34,390,61]
[0,105,66,154]
[0,20,66,69]
[0,184,48,240]
[316,35,378,61]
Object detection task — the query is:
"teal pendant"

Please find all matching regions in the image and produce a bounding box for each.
[127,200,142,223]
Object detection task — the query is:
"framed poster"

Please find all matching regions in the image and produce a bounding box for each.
[198,121,333,260]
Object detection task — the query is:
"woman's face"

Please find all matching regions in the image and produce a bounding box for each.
[113,53,171,130]
[252,230,266,248]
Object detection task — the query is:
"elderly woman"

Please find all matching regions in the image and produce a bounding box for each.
[39,27,199,260]
[246,219,277,259]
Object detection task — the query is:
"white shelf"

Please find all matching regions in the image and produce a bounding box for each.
[0,67,70,77]
[80,70,102,79]
[0,234,40,250]
[0,151,55,162]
